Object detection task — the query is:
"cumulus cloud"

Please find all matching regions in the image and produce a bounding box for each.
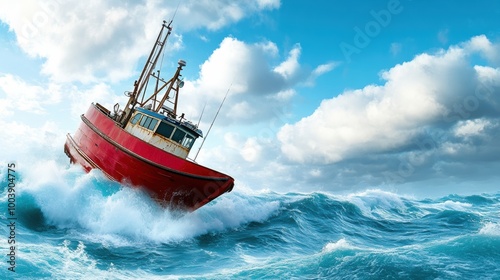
[193,130,291,191]
[178,37,334,125]
[0,0,281,83]
[278,35,500,164]
[464,35,500,65]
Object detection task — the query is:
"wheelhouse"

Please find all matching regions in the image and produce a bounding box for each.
[124,107,202,159]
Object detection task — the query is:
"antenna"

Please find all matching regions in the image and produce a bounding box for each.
[172,0,182,22]
[159,0,181,72]
[197,102,207,127]
[194,84,232,161]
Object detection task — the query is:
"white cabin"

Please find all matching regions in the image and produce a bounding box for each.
[124,107,202,159]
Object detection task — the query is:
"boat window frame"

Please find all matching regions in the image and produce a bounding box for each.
[154,120,198,149]
[144,117,153,129]
[156,121,176,139]
[148,118,158,130]
[171,128,187,144]
[137,115,160,131]
[139,115,148,127]
[181,133,196,149]
[130,113,143,125]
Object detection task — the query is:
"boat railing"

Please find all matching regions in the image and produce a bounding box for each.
[95,103,111,116]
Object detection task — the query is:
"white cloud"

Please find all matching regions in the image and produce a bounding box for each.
[312,62,339,77]
[175,0,279,31]
[274,45,301,80]
[0,73,125,122]
[178,37,331,126]
[194,131,291,191]
[226,101,255,121]
[464,35,500,65]
[454,119,490,138]
[257,0,281,9]
[0,0,161,83]
[278,36,500,164]
[193,37,299,96]
[68,83,126,118]
[0,0,281,83]
[306,62,340,86]
[273,89,296,101]
[240,138,263,162]
[0,73,61,115]
[309,168,322,178]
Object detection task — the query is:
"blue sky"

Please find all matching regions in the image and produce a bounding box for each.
[1,0,500,197]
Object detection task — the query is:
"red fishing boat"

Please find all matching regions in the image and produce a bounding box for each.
[64,21,234,211]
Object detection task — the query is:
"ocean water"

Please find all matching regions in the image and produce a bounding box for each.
[1,161,500,279]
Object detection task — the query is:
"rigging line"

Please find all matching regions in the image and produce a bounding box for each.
[194,83,232,161]
[158,41,167,74]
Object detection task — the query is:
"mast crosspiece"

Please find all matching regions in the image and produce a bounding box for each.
[120,20,185,126]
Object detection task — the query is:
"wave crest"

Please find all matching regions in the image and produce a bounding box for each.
[17,160,280,243]
[479,222,500,236]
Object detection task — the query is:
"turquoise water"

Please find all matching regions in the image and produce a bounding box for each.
[1,162,499,279]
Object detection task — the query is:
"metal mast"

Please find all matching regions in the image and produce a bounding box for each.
[119,20,173,126]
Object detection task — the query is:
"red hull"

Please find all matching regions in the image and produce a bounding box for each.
[64,104,234,211]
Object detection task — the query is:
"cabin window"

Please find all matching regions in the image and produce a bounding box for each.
[148,118,158,130]
[156,122,175,138]
[139,115,148,127]
[144,117,153,128]
[144,117,152,129]
[181,134,195,149]
[130,113,142,125]
[172,129,186,144]
[138,116,159,131]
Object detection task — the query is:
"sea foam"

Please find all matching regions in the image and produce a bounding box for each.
[478,222,500,236]
[18,160,281,244]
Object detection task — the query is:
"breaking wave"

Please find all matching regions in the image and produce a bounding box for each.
[1,160,499,279]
